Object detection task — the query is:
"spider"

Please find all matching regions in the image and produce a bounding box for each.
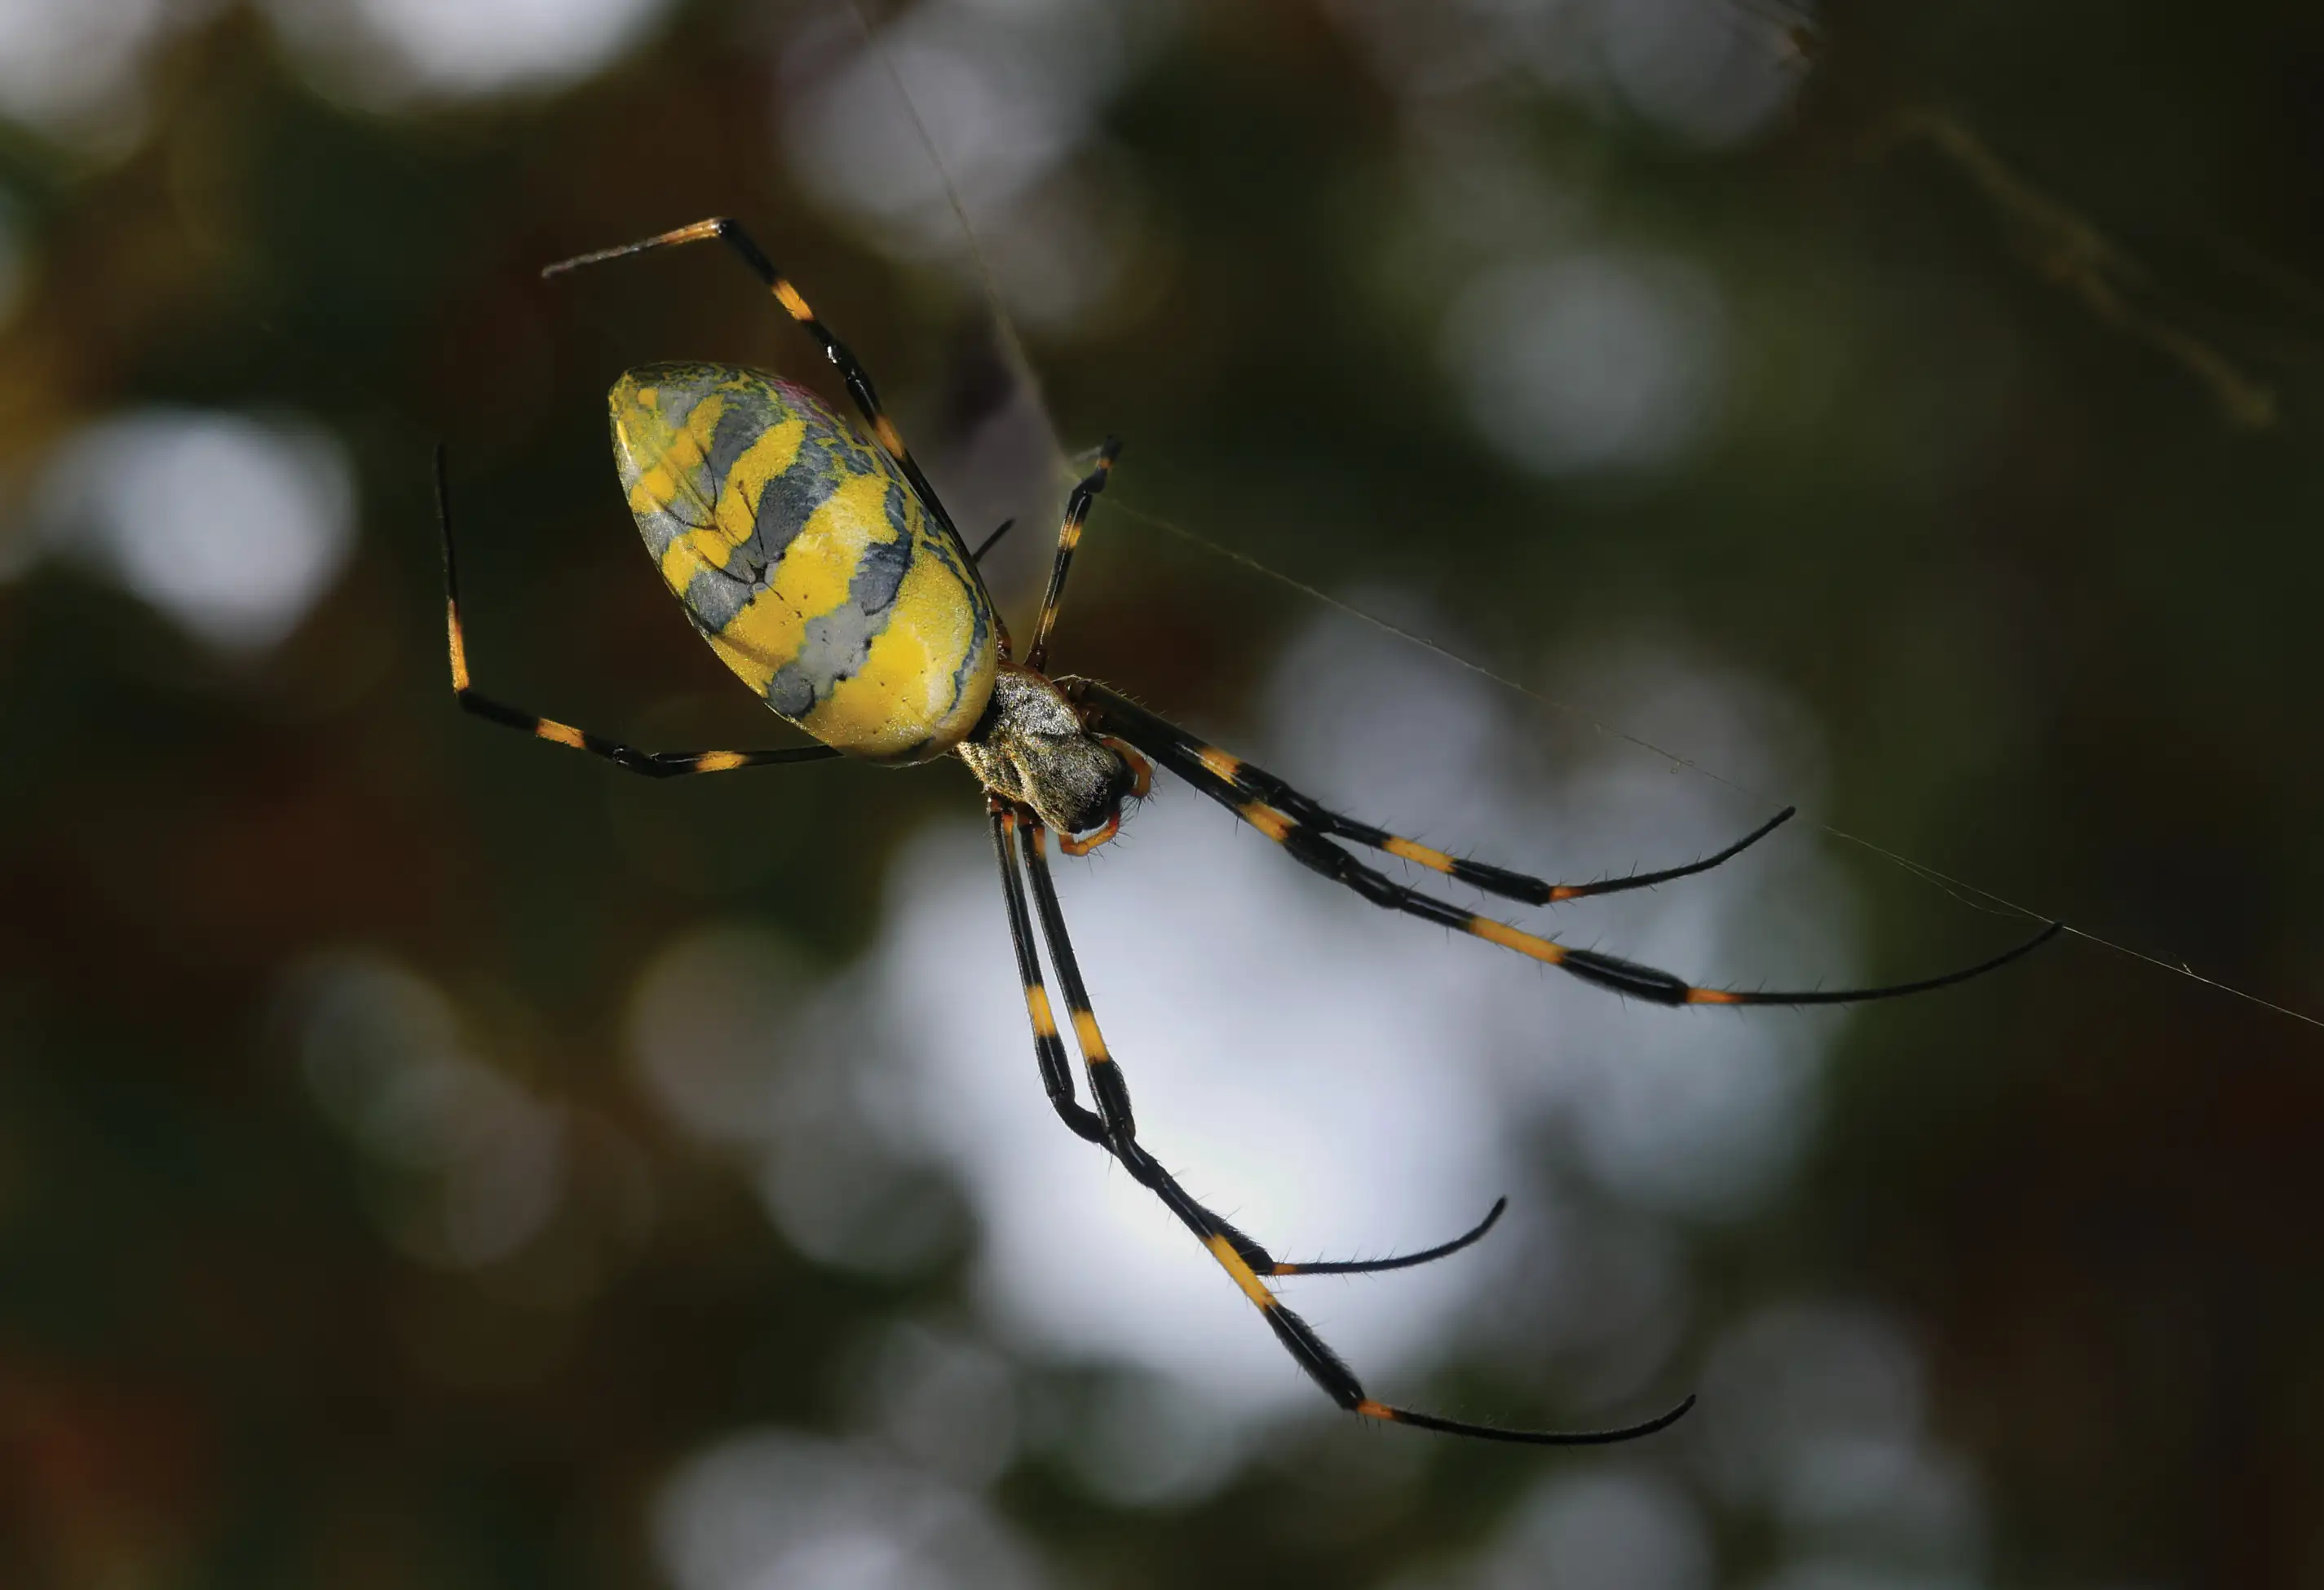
[436,218,2060,1446]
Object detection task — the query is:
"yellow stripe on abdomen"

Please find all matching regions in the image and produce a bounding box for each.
[703,476,887,695]
[807,539,993,761]
[652,413,807,593]
[625,393,721,528]
[714,415,807,546]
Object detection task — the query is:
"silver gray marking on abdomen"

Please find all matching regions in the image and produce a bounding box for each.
[705,400,764,488]
[748,439,841,570]
[678,411,864,641]
[614,372,721,567]
[683,563,756,636]
[761,530,913,718]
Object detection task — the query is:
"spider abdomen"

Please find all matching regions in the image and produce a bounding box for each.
[610,360,997,762]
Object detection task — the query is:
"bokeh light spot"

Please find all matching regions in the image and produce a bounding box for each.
[258,0,675,105]
[38,407,356,653]
[777,0,1165,329]
[283,951,568,1270]
[1596,0,1803,145]
[1443,250,1726,476]
[0,0,203,155]
[1697,1298,1994,1578]
[652,1431,1055,1590]
[1500,1469,1712,1590]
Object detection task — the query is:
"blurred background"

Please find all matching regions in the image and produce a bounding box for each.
[2,1,2320,1586]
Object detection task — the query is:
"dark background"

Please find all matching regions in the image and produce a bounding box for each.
[2,2,2319,1587]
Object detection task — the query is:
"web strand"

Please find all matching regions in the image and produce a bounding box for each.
[1114,497,2322,1031]
[845,0,1068,472]
[840,0,2322,1036]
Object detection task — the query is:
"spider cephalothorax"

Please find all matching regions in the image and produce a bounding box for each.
[955,667,1136,840]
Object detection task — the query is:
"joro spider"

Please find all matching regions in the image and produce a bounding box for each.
[437,217,2061,1447]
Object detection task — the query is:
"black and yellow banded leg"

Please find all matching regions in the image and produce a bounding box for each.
[994,800,1500,1274]
[436,447,840,777]
[989,802,1109,1149]
[1076,682,1795,908]
[1023,439,1120,674]
[1010,817,1681,1443]
[1004,810,1496,1276]
[1098,709,2060,1008]
[541,218,975,563]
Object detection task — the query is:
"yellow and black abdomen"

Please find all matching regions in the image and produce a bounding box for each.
[609,361,998,763]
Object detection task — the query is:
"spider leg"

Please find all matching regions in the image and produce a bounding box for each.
[1005,811,1690,1444]
[1078,682,1789,905]
[1023,439,1120,674]
[1085,694,2060,1007]
[436,448,840,777]
[995,803,1496,1274]
[1268,1197,1508,1278]
[987,802,1109,1150]
[540,218,1003,646]
[971,518,1017,563]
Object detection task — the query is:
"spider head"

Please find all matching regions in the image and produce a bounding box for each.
[957,667,1138,838]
